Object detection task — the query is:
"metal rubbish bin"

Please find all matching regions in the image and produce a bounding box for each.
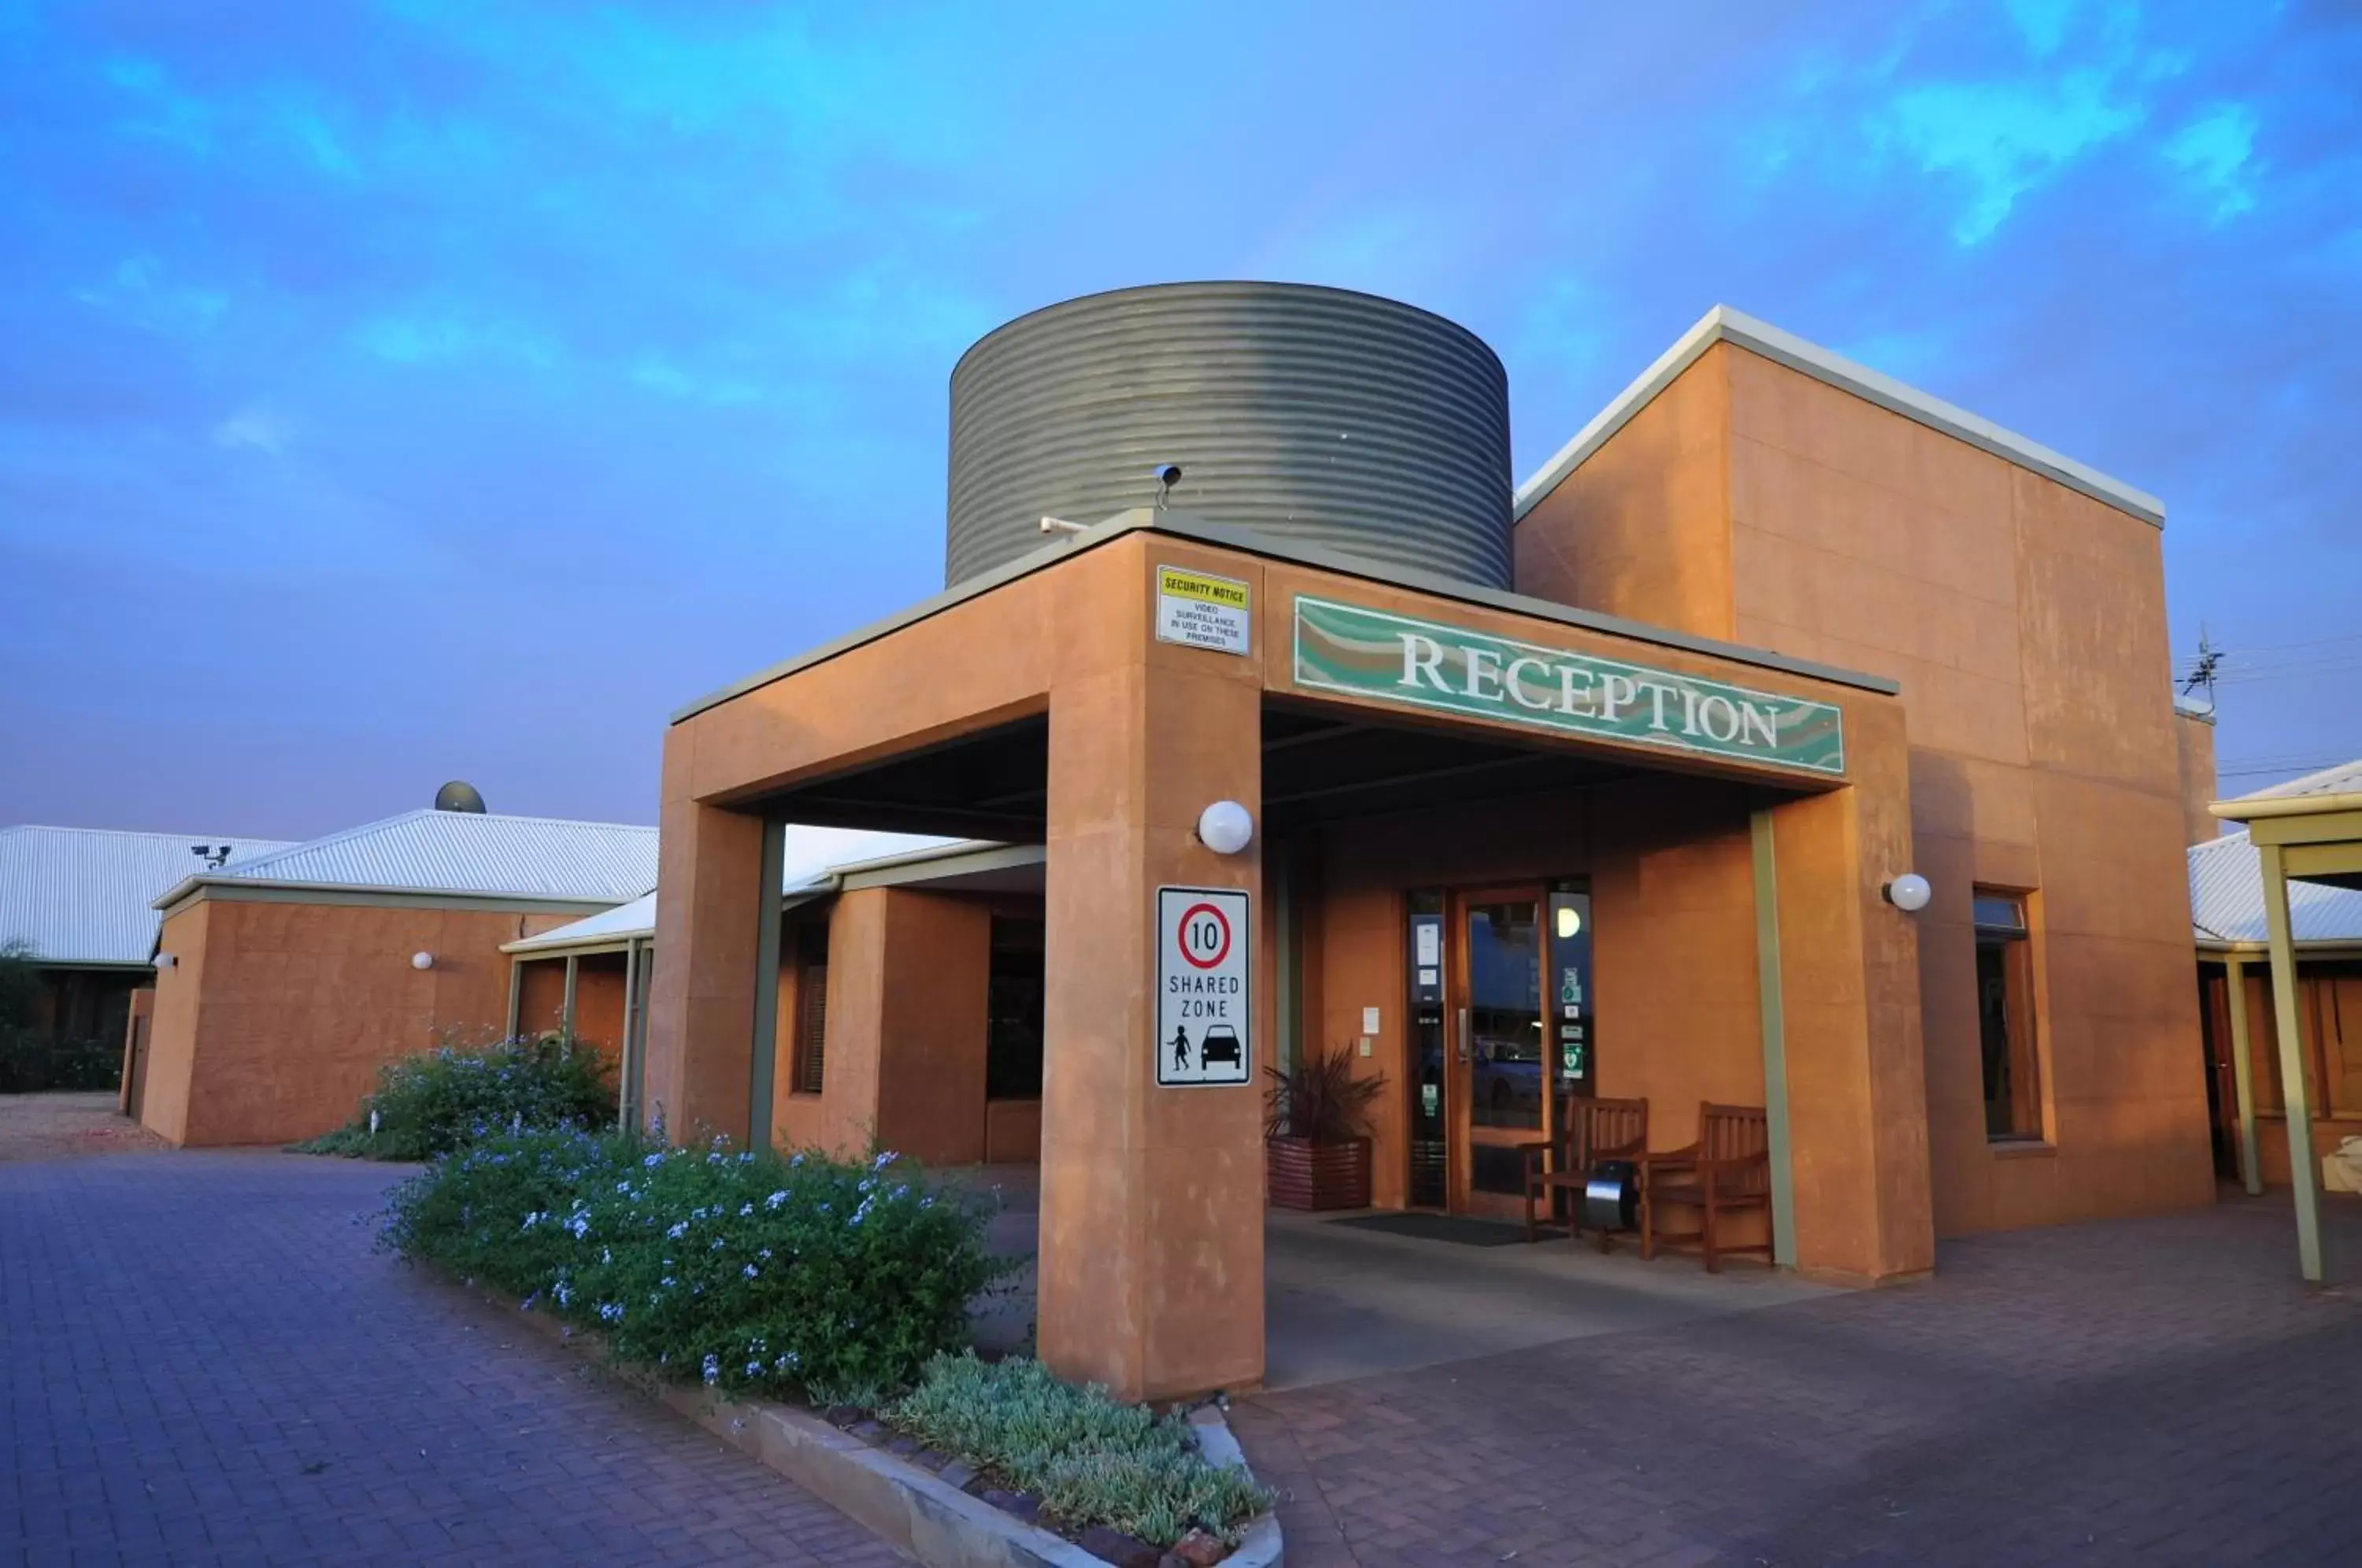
[1583,1159,1638,1234]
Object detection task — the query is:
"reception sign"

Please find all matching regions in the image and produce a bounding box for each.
[1291,596,1846,776]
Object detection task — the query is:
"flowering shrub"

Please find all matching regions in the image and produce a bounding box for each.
[300,1032,614,1159]
[889,1353,1272,1547]
[383,1127,1006,1396]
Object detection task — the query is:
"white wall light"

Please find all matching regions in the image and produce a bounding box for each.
[1555,905,1582,939]
[1882,872,1933,913]
[1196,800,1253,856]
[411,951,435,971]
[154,953,176,971]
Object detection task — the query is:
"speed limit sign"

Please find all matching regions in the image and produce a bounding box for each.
[1156,885,1251,1086]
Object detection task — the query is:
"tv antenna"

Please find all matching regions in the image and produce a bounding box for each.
[2180,624,2222,711]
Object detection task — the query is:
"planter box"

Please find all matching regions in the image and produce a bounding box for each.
[1266,1136,1372,1211]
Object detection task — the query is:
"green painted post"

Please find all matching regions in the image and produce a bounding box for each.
[1749,809,1799,1269]
[749,819,786,1155]
[619,936,642,1133]
[2259,845,2324,1281]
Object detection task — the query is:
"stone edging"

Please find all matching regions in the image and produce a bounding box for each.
[467,1280,1281,1567]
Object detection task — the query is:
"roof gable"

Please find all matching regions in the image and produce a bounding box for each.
[1514,305,2164,529]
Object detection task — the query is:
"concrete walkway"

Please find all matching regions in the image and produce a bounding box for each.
[0,1148,908,1568]
[1235,1193,2362,1567]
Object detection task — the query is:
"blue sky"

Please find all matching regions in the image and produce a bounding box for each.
[2,0,2356,837]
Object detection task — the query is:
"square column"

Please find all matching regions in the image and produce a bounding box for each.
[1764,701,1937,1283]
[644,726,767,1145]
[1037,631,1266,1402]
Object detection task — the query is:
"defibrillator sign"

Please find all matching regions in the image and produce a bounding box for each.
[1155,566,1251,656]
[1156,885,1251,1087]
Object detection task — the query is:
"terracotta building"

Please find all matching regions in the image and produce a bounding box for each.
[642,287,2214,1401]
[135,807,654,1146]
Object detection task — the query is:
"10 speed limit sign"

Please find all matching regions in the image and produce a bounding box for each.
[1157,886,1251,1087]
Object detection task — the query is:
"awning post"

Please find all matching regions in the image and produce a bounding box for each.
[2258,844,2325,1281]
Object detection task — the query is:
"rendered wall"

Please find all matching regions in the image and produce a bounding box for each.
[2177,711,2220,845]
[1520,344,2214,1237]
[139,902,212,1145]
[517,959,569,1037]
[771,889,992,1165]
[140,898,574,1147]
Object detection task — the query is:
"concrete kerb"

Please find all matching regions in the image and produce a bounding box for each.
[455,1277,1283,1567]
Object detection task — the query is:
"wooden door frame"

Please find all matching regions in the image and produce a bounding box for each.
[1448,884,1553,1219]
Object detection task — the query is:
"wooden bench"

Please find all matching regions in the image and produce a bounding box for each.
[1639,1102,1772,1272]
[1523,1096,1648,1250]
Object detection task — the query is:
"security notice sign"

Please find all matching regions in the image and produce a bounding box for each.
[1154,566,1251,656]
[1157,886,1251,1087]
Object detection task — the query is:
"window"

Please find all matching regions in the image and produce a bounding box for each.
[985,917,1045,1100]
[1974,889,2041,1141]
[791,923,828,1096]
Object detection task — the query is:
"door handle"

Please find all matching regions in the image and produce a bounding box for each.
[1455,1007,1472,1063]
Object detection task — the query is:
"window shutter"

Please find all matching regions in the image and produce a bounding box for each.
[794,966,827,1095]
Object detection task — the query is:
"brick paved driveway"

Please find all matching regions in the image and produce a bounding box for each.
[1,1151,907,1568]
[1234,1195,2362,1567]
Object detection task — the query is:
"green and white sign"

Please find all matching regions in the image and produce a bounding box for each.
[1291,595,1846,776]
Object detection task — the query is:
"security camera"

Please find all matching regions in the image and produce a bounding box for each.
[1154,464,1183,488]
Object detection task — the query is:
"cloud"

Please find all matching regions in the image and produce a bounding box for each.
[1876,70,2148,246]
[2164,103,2260,223]
[211,406,291,455]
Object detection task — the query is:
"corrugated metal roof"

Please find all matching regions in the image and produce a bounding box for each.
[161,810,657,908]
[505,828,967,956]
[2189,829,2362,947]
[505,892,657,953]
[0,827,295,966]
[2229,758,2362,804]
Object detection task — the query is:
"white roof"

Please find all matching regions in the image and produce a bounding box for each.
[157,809,658,908]
[504,827,969,956]
[0,827,295,967]
[2189,828,2362,949]
[1515,304,2165,529]
[2227,758,2362,805]
[505,891,657,953]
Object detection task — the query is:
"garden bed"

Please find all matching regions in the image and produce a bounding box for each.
[388,1126,1275,1561]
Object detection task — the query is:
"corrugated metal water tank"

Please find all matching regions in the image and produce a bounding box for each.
[945,282,1512,588]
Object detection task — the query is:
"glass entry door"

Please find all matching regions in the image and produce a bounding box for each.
[1455,889,1549,1219]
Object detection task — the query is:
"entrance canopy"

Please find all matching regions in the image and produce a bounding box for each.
[650,510,1926,1400]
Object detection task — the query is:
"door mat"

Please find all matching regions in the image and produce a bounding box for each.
[1327,1212,1563,1247]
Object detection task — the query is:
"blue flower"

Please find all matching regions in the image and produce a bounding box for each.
[765,1190,787,1209]
[702,1354,720,1386]
[667,1221,689,1241]
[742,1263,759,1279]
[643,1152,664,1169]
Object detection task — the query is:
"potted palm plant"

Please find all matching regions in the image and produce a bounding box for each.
[1264,1042,1385,1211]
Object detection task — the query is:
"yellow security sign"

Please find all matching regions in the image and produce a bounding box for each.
[1155,566,1251,655]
